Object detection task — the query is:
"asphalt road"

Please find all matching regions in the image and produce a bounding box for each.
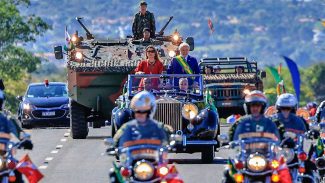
[17,125,236,183]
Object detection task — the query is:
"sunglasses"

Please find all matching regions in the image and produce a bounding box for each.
[147,50,156,53]
[134,110,150,114]
[280,107,292,111]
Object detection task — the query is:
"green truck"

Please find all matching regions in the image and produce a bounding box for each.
[199,57,266,118]
[54,17,194,139]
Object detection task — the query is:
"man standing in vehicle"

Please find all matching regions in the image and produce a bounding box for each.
[167,43,200,86]
[113,91,168,147]
[132,1,156,39]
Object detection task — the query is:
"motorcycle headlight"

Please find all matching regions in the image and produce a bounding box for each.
[277,148,295,163]
[182,103,198,120]
[133,161,154,181]
[247,154,267,172]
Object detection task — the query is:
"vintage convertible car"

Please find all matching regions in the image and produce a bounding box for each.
[111,74,219,163]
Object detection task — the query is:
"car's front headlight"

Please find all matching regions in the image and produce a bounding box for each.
[61,104,69,109]
[182,103,198,120]
[247,154,267,172]
[23,103,34,110]
[277,148,295,163]
[133,161,154,181]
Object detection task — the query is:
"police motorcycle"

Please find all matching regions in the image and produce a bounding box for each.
[105,136,183,183]
[219,134,286,183]
[0,133,33,183]
[278,131,320,183]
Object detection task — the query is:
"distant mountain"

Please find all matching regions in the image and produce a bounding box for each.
[23,0,325,66]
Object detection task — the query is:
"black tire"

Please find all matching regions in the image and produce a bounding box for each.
[70,101,88,139]
[109,169,118,183]
[202,146,215,163]
[93,121,101,128]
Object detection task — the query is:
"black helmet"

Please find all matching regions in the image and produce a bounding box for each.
[140,1,147,6]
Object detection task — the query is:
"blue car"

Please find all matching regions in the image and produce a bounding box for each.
[17,81,70,128]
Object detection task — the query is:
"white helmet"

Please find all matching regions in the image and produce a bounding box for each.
[276,93,298,113]
[130,91,156,118]
[244,90,268,114]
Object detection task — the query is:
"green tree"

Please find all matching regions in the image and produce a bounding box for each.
[0,0,50,112]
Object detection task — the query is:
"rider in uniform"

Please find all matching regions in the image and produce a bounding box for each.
[113,91,169,147]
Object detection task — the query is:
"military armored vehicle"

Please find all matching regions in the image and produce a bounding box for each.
[199,57,266,118]
[54,17,194,139]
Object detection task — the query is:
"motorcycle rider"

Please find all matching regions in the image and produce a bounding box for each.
[224,91,283,183]
[113,91,169,147]
[229,90,281,141]
[272,93,317,182]
[0,89,33,182]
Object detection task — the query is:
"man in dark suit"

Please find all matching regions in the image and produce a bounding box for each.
[167,43,200,87]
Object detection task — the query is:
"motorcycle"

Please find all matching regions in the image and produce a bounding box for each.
[105,137,183,183]
[219,135,287,183]
[278,132,320,183]
[0,134,33,183]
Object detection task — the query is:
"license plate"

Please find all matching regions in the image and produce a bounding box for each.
[42,111,55,116]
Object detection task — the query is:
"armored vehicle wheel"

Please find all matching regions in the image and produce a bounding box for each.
[70,101,88,139]
[202,146,215,163]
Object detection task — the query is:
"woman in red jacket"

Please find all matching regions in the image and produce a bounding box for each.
[135,45,164,90]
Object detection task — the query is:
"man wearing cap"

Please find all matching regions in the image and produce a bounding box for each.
[167,42,200,87]
[132,1,156,39]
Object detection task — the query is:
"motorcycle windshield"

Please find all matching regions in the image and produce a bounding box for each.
[241,138,276,156]
[119,144,162,163]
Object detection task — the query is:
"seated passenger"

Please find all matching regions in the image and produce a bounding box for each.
[135,45,164,89]
[213,66,221,74]
[235,66,244,74]
[204,66,213,75]
[142,78,158,92]
[179,78,189,93]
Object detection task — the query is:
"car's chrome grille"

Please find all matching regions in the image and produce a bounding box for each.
[215,88,241,98]
[154,100,182,132]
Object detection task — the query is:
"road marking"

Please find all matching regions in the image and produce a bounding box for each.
[60,138,67,142]
[51,150,59,154]
[45,157,54,161]
[56,145,63,149]
[64,133,70,137]
[39,165,48,169]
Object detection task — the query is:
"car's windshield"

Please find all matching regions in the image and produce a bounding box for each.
[26,84,68,98]
[127,74,203,96]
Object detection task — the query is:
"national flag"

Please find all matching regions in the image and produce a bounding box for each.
[266,66,285,96]
[227,158,237,181]
[16,154,43,183]
[64,26,75,51]
[205,90,217,112]
[113,162,125,183]
[283,56,301,103]
[277,156,293,183]
[315,137,324,157]
[266,66,282,84]
[208,18,215,33]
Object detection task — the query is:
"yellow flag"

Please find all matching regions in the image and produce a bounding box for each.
[322,21,325,27]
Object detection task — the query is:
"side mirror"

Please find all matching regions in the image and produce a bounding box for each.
[218,134,229,144]
[54,46,63,59]
[16,96,23,101]
[261,71,266,78]
[186,37,195,51]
